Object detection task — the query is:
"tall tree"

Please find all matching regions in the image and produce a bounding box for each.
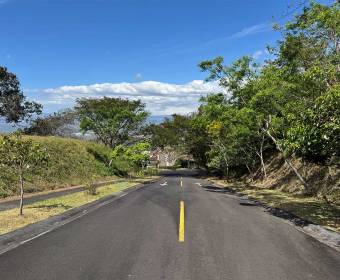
[76,97,149,148]
[0,67,42,123]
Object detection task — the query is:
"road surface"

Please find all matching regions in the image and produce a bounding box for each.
[0,170,339,280]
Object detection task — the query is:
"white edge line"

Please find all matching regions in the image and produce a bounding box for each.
[0,182,154,256]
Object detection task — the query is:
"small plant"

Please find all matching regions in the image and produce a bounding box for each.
[84,182,97,196]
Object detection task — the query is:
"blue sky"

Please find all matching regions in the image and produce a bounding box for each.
[0,0,333,115]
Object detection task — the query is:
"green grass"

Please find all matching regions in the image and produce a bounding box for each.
[211,179,340,232]
[0,135,115,198]
[0,181,141,235]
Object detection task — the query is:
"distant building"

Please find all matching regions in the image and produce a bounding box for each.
[149,147,180,167]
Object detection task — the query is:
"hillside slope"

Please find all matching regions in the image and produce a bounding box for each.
[252,154,340,204]
[0,136,113,198]
[212,153,339,231]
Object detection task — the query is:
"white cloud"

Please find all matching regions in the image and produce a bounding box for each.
[230,23,271,38]
[28,80,225,115]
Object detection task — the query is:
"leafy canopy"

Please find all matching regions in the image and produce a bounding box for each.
[0,66,42,123]
[76,97,149,148]
[112,142,151,167]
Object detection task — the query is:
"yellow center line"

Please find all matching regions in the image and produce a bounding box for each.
[180,177,183,188]
[179,201,185,242]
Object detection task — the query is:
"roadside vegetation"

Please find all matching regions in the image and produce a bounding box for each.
[148,1,339,224]
[0,135,114,199]
[0,132,49,215]
[0,70,158,219]
[0,0,338,234]
[0,60,157,218]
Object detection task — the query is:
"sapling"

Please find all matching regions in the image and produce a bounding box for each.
[0,132,49,215]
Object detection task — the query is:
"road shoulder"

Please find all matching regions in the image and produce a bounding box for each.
[206,178,340,252]
[0,177,160,255]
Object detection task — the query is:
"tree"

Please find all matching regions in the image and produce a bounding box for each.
[111,142,151,168]
[0,66,42,123]
[0,132,49,215]
[76,97,149,148]
[146,114,210,167]
[193,1,339,187]
[25,109,78,137]
[147,114,191,149]
[284,84,340,162]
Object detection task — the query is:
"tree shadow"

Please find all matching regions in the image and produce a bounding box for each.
[28,203,73,210]
[202,184,339,229]
[247,190,340,228]
[87,147,110,165]
[266,200,340,228]
[202,185,238,194]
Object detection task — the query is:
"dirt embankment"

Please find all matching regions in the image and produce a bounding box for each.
[211,154,339,232]
[250,154,340,205]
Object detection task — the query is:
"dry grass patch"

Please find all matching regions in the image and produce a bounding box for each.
[0,180,144,235]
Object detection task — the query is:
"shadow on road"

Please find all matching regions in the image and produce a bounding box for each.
[201,184,316,227]
[202,185,237,194]
[160,169,205,178]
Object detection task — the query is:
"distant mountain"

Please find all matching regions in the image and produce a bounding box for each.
[0,115,169,134]
[148,115,169,124]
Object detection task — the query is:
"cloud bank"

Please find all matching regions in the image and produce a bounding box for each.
[28,80,224,115]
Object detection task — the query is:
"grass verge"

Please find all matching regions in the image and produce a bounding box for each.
[210,179,340,233]
[0,178,156,235]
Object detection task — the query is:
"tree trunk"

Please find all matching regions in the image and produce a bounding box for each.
[262,127,308,188]
[255,135,267,180]
[245,164,252,175]
[260,135,267,179]
[19,171,24,216]
[257,151,266,179]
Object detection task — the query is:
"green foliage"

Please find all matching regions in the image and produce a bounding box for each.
[0,132,49,214]
[189,1,339,182]
[284,85,340,161]
[76,97,149,148]
[0,132,49,173]
[111,142,151,168]
[0,66,42,123]
[147,114,191,149]
[0,135,114,198]
[146,114,209,167]
[25,109,78,137]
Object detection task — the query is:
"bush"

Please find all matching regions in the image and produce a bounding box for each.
[84,182,98,196]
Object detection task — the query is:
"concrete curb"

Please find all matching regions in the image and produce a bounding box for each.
[0,178,161,256]
[208,180,340,252]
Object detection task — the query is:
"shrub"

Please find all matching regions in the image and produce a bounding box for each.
[84,182,97,196]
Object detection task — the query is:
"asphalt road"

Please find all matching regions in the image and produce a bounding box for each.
[0,170,339,280]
